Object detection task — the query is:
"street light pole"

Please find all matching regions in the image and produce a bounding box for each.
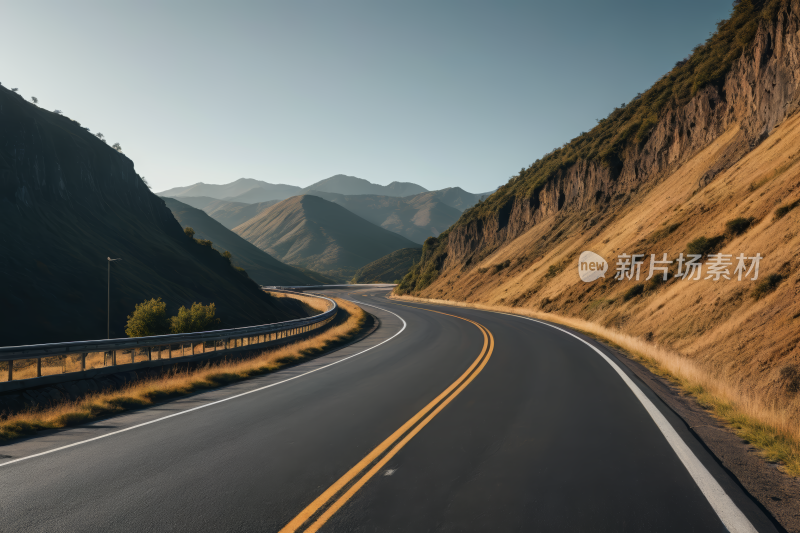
[107,257,122,339]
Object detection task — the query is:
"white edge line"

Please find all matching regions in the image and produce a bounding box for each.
[389,298,757,533]
[0,299,407,469]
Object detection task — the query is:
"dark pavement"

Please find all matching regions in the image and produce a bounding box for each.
[0,289,776,532]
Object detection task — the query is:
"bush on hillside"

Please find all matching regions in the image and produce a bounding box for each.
[752,273,783,300]
[685,235,725,256]
[170,302,221,334]
[623,283,645,301]
[184,226,195,238]
[196,239,213,248]
[725,217,755,236]
[774,199,799,219]
[125,298,170,337]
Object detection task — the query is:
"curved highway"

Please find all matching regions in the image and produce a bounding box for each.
[0,288,777,532]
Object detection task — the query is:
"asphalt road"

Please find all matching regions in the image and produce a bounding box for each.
[0,288,779,532]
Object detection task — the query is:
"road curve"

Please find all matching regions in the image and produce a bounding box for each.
[0,288,778,532]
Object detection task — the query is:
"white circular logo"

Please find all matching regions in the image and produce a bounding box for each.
[578,251,608,282]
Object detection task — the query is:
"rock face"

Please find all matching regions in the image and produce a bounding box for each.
[0,85,305,345]
[438,3,800,272]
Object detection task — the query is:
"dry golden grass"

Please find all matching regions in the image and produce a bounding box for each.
[407,114,800,478]
[267,291,331,314]
[0,298,367,442]
[394,294,800,476]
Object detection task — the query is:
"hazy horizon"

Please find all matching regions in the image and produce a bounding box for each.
[2,0,732,193]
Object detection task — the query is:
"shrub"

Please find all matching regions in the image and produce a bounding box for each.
[685,235,724,256]
[781,365,800,394]
[196,239,213,248]
[751,273,782,300]
[184,226,195,239]
[725,217,754,236]
[487,260,512,275]
[646,273,666,291]
[623,283,645,301]
[125,298,169,337]
[774,200,799,219]
[222,250,233,264]
[545,263,564,278]
[170,302,220,333]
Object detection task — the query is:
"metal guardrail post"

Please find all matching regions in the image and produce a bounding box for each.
[37,358,42,377]
[7,361,12,381]
[81,353,87,371]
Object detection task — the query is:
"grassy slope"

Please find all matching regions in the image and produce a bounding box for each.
[394,0,800,475]
[403,117,800,467]
[233,195,419,282]
[0,86,307,344]
[351,247,422,283]
[163,198,331,286]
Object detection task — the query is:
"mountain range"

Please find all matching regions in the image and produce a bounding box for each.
[175,197,282,229]
[233,195,419,282]
[162,198,334,286]
[165,186,486,244]
[159,174,430,203]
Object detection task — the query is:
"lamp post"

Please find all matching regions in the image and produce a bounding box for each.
[107,257,122,339]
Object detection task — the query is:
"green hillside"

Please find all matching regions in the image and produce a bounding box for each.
[351,248,422,284]
[163,198,333,285]
[234,195,419,282]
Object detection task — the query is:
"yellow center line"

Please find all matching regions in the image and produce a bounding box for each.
[279,305,495,533]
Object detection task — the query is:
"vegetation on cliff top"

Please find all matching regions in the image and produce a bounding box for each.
[459,0,776,228]
[398,0,780,295]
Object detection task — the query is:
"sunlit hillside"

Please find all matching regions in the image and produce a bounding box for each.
[397,0,800,436]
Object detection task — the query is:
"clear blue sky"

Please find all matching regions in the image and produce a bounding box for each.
[2,0,733,194]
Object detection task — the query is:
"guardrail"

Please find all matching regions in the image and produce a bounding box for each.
[0,291,337,383]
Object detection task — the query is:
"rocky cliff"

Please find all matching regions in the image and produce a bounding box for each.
[403,0,800,281]
[394,1,800,480]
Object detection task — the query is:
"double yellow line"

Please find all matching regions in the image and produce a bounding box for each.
[279,305,495,533]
